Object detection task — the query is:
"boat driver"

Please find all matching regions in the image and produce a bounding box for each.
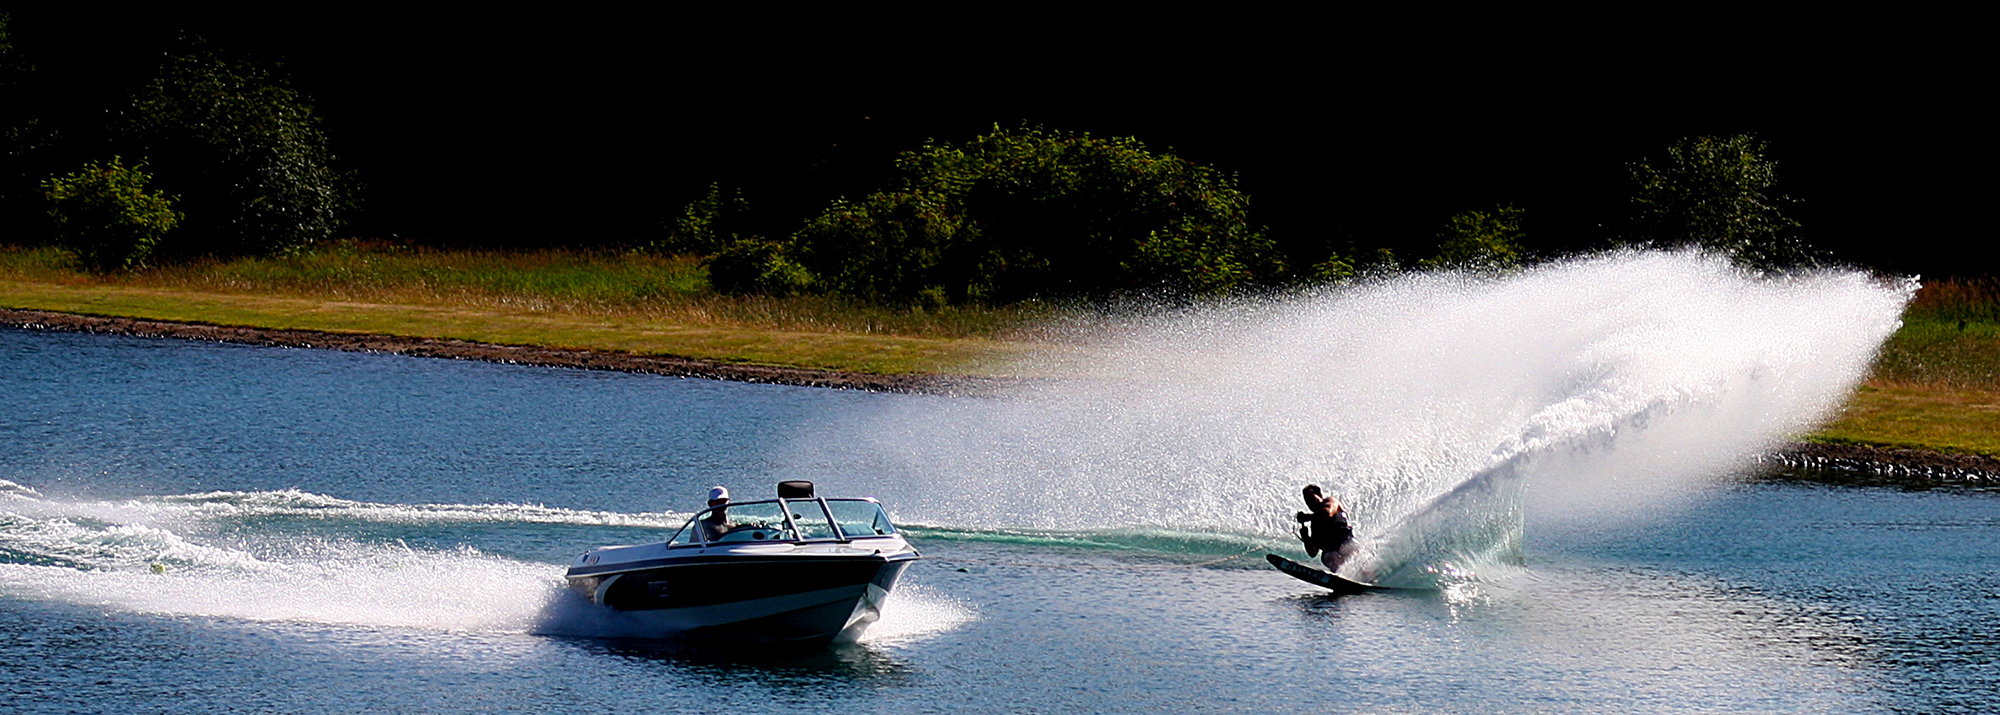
[1296,484,1357,572]
[698,485,732,541]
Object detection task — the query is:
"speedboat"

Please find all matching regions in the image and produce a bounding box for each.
[564,480,919,645]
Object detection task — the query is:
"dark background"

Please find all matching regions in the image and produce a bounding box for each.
[5,9,1985,277]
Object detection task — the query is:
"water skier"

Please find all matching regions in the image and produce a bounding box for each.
[1296,484,1357,573]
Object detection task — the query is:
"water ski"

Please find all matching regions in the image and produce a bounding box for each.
[1266,553,1380,595]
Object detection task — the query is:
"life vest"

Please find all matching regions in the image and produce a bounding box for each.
[1304,511,1352,553]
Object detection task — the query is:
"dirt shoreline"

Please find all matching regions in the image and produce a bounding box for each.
[7,307,1995,484]
[1760,442,2000,484]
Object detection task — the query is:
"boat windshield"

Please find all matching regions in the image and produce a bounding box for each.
[666,520,699,547]
[826,499,899,538]
[783,498,839,540]
[693,501,798,544]
[668,497,900,546]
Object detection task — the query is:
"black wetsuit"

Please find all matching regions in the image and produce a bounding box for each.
[1298,511,1353,558]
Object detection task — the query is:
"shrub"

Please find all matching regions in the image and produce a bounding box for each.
[1423,205,1525,271]
[790,126,1279,304]
[655,183,812,296]
[706,237,812,296]
[656,182,755,257]
[1310,247,1402,284]
[42,157,180,271]
[792,188,964,302]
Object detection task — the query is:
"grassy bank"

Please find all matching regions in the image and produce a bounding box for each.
[3,244,1994,456]
[0,243,1055,340]
[0,243,1051,375]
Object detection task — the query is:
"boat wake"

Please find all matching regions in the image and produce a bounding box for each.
[0,479,563,630]
[3,485,688,529]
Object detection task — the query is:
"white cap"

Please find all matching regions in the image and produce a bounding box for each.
[706,485,729,502]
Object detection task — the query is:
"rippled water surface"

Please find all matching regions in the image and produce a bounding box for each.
[3,300,1994,713]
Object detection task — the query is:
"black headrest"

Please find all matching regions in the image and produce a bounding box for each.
[777,480,815,499]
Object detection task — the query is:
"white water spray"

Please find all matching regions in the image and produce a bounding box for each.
[811,251,1911,586]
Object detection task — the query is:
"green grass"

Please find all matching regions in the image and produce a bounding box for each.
[1811,384,2000,456]
[1871,318,2000,389]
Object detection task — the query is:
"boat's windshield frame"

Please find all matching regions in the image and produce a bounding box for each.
[667,497,898,548]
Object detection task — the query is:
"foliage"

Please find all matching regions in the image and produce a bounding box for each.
[120,40,354,258]
[1311,247,1402,283]
[41,157,180,270]
[1422,205,1525,271]
[790,126,1280,304]
[1309,254,1357,282]
[657,182,755,256]
[0,13,23,90]
[706,237,813,296]
[1624,135,1816,270]
[654,183,812,296]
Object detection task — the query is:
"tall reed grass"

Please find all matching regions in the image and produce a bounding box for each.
[1904,276,2000,325]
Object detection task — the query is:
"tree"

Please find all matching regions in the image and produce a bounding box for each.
[1625,135,1816,270]
[119,39,354,257]
[788,126,1280,305]
[1422,205,1525,271]
[0,12,61,240]
[42,157,180,271]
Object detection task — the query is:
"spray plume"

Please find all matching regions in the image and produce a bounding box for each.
[818,251,1910,586]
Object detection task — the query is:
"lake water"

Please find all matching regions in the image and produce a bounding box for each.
[2,327,1995,714]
